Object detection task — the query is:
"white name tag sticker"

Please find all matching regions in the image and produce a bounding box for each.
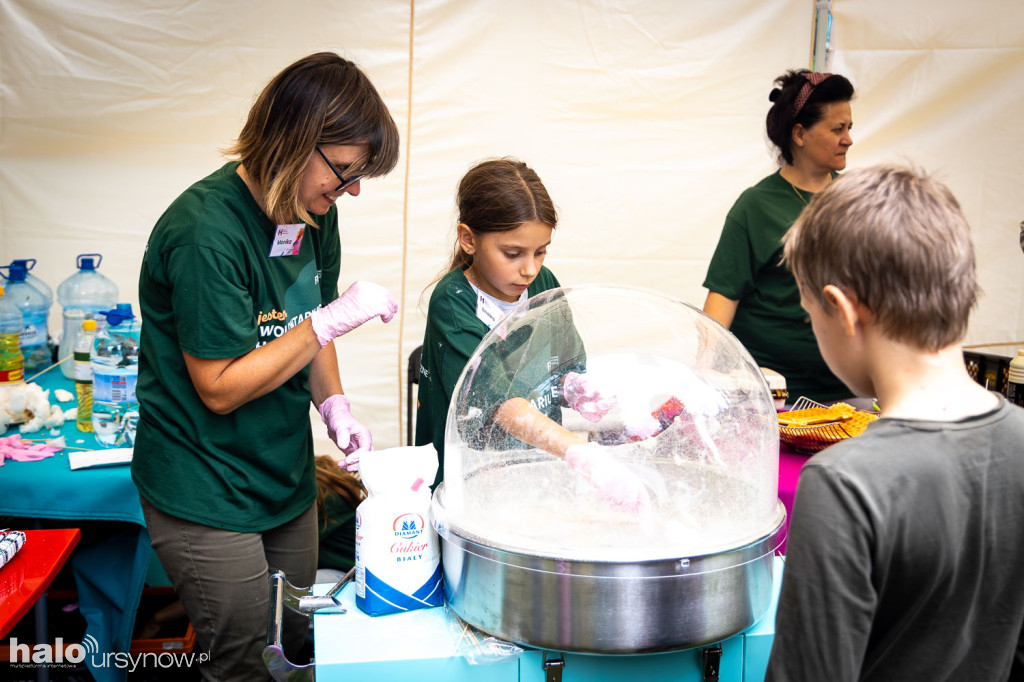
[474,293,505,329]
[269,224,306,257]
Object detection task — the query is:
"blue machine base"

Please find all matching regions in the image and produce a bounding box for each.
[313,556,783,682]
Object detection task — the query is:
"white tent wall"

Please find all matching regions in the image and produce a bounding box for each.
[827,0,1024,352]
[1,1,1022,454]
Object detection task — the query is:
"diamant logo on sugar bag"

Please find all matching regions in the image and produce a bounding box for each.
[393,513,424,538]
[355,444,443,616]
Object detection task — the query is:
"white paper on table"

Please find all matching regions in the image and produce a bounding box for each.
[68,448,133,470]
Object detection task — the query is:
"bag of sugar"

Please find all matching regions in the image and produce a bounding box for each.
[355,444,443,616]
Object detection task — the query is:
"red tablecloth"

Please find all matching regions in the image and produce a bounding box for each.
[0,527,81,639]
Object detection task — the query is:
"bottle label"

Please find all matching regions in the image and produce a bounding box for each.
[93,371,137,403]
[20,311,48,346]
[74,357,92,382]
[1008,381,1024,407]
[0,367,24,384]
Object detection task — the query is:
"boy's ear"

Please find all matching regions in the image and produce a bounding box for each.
[456,223,475,255]
[822,284,862,337]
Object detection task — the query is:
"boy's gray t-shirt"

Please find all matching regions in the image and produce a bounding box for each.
[767,398,1024,681]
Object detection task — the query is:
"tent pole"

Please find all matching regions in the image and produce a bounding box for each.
[812,0,832,71]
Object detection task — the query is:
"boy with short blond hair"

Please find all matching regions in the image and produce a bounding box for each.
[765,163,1024,681]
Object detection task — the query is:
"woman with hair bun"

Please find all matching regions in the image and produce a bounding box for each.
[702,69,855,403]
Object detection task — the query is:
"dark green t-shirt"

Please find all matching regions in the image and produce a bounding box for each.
[133,162,341,532]
[703,171,849,403]
[415,267,566,487]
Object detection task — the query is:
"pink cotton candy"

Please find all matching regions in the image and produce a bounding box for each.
[562,372,618,423]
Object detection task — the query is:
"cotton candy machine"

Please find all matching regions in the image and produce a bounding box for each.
[430,285,785,654]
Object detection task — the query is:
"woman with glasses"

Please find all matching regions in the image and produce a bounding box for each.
[701,69,856,404]
[133,52,399,680]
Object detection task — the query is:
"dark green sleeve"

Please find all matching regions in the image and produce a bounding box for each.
[703,192,758,300]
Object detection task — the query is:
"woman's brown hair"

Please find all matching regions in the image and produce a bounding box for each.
[766,69,855,166]
[226,52,400,226]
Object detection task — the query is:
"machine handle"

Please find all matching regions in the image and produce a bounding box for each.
[262,569,354,681]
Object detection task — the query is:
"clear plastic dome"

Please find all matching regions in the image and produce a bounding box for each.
[433,285,780,561]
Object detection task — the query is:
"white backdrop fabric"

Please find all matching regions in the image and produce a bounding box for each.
[1,0,1022,452]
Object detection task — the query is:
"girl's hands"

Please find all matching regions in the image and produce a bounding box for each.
[565,442,651,514]
[562,371,617,423]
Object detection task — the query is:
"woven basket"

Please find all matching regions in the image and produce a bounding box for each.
[778,397,879,454]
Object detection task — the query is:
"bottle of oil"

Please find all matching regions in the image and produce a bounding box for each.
[0,284,25,388]
[75,319,98,432]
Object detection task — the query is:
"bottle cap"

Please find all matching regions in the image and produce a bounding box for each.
[77,253,103,271]
[8,264,28,282]
[103,303,135,326]
[82,319,97,331]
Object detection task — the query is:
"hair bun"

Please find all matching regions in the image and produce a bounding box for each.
[768,88,782,103]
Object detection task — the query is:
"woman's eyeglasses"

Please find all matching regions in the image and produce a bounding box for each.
[316,147,363,192]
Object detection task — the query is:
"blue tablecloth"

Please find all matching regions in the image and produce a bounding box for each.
[0,368,149,682]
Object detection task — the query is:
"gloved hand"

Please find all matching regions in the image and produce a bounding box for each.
[564,442,651,513]
[624,413,662,441]
[562,372,617,423]
[318,395,372,467]
[310,281,398,348]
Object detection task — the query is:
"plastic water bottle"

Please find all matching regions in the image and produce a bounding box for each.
[2,263,51,376]
[12,259,57,369]
[8,259,54,313]
[0,285,25,387]
[57,254,119,379]
[75,319,98,433]
[91,304,141,447]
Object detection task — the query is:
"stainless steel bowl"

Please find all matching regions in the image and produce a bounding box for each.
[435,500,786,654]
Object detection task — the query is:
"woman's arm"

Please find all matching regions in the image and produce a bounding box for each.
[309,342,343,408]
[184,281,395,415]
[702,291,740,329]
[184,317,323,414]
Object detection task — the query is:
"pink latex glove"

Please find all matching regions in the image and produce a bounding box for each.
[565,442,651,513]
[562,372,617,423]
[0,434,61,466]
[310,281,398,348]
[318,395,372,467]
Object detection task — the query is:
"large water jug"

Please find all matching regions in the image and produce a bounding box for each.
[2,263,52,376]
[57,254,119,379]
[8,259,53,309]
[90,304,140,448]
[0,285,25,388]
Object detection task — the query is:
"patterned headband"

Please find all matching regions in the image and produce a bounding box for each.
[792,72,832,118]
